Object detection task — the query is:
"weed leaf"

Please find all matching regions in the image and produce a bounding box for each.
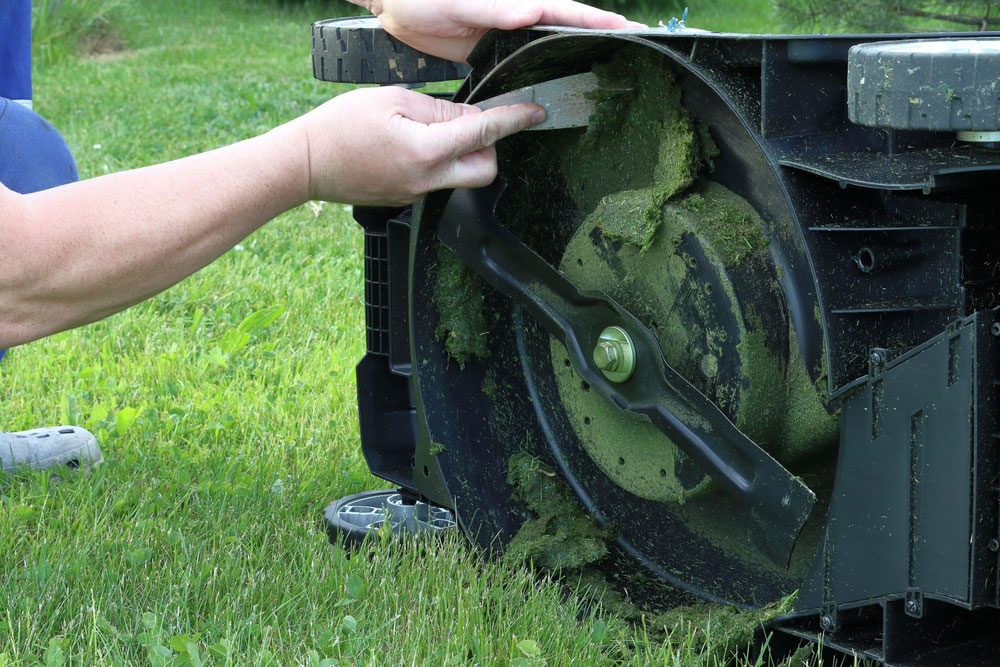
[339,615,357,636]
[141,612,159,631]
[208,640,231,660]
[115,406,139,434]
[128,547,153,566]
[346,573,367,600]
[169,634,196,653]
[590,619,608,643]
[237,305,285,336]
[42,639,65,667]
[516,639,541,657]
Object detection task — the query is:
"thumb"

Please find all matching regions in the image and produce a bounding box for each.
[437,103,546,159]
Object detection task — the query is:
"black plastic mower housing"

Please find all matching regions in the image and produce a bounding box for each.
[330,23,1000,665]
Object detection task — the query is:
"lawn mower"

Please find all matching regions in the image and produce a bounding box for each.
[315,17,1000,665]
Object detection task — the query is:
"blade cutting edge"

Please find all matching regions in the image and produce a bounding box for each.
[474,72,600,131]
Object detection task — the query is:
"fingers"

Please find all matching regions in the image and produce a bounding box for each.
[438,0,632,32]
[303,87,542,204]
[402,92,482,125]
[496,0,636,31]
[373,0,645,63]
[435,103,545,158]
[535,2,632,30]
[446,145,499,189]
[421,102,545,191]
[547,4,646,30]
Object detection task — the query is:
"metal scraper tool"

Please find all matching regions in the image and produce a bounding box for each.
[474,72,601,131]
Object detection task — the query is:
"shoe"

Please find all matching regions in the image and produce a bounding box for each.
[0,426,104,473]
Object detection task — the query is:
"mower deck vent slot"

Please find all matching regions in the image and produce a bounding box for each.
[809,225,959,232]
[831,302,954,314]
[780,147,1000,192]
[364,232,390,356]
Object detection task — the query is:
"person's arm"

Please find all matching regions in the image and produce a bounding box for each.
[0,87,542,348]
[350,0,644,63]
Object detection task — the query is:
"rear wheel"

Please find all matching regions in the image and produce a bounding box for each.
[848,38,1000,136]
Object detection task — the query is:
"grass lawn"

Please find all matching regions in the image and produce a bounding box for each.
[2,1,848,664]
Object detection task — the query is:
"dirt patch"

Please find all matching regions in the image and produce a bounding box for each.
[80,23,128,58]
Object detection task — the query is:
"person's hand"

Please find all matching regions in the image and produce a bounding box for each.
[354,0,644,63]
[294,86,545,206]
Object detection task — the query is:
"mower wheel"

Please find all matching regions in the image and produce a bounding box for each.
[311,17,471,84]
[323,489,457,549]
[848,38,1000,133]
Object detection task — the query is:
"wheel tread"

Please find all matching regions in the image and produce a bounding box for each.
[849,38,1000,132]
[311,17,472,84]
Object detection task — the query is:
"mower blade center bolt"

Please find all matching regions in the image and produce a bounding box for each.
[594,341,620,370]
[593,326,635,383]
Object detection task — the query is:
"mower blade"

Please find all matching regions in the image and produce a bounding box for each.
[474,72,600,130]
[437,183,815,566]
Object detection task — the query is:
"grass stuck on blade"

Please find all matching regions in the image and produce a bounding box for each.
[0,0,853,664]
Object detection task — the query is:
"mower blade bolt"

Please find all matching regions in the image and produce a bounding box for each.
[991,322,1000,337]
[594,341,621,371]
[820,615,833,631]
[869,351,883,366]
[594,326,635,383]
[989,538,999,552]
[905,599,919,614]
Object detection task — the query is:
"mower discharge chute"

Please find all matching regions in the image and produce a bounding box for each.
[314,18,1000,664]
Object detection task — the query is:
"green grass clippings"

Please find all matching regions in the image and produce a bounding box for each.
[503,453,613,571]
[503,451,802,666]
[564,49,719,252]
[432,244,491,368]
[678,181,768,267]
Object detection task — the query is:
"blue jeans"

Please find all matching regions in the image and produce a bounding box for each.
[0,97,78,193]
[0,0,32,103]
[0,0,78,359]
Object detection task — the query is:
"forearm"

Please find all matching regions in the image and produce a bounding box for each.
[0,121,308,347]
[0,83,541,347]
